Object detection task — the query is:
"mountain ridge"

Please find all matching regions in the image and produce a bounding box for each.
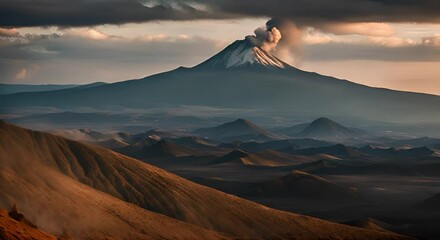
[195,38,289,70]
[1,39,440,124]
[297,117,363,139]
[0,120,410,239]
[194,118,282,141]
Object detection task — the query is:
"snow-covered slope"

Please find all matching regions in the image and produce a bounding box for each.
[3,37,440,125]
[195,38,288,69]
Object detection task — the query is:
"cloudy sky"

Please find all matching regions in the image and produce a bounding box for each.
[1,0,440,95]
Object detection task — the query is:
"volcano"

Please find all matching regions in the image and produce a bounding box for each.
[296,117,364,139]
[1,36,440,124]
[195,38,288,69]
[194,118,281,141]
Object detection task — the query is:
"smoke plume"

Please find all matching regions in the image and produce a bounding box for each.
[247,18,304,65]
[267,18,304,66]
[246,25,282,52]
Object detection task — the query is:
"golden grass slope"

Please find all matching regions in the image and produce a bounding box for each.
[0,120,412,240]
[0,208,57,240]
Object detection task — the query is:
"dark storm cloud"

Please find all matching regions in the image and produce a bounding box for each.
[1,0,440,28]
[207,0,440,25]
[0,0,234,28]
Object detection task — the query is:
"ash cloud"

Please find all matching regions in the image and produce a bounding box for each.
[267,18,304,65]
[245,19,304,65]
[246,26,282,52]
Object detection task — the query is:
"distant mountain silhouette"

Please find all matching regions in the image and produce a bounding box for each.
[0,82,107,95]
[292,117,364,139]
[2,37,440,124]
[0,83,78,95]
[194,119,282,142]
